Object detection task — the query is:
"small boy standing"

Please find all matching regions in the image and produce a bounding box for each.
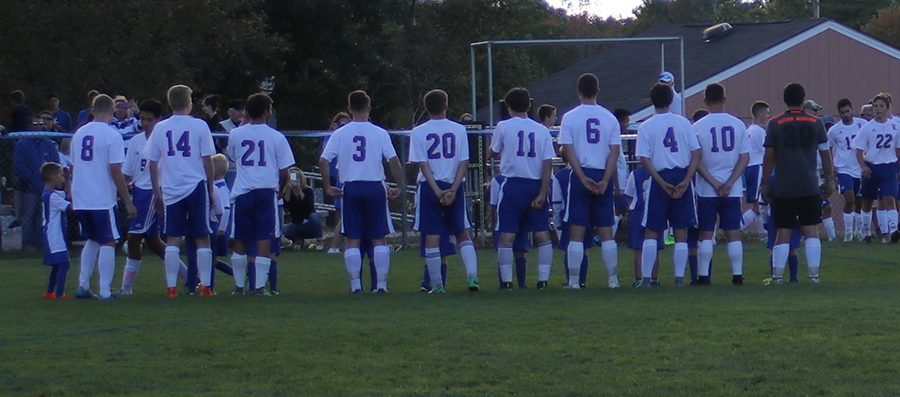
[41,162,72,299]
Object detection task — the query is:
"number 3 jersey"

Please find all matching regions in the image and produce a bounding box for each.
[691,112,750,197]
[142,115,216,204]
[226,123,296,198]
[490,117,555,180]
[123,132,152,190]
[71,121,126,210]
[320,121,397,182]
[408,118,469,183]
[635,112,699,172]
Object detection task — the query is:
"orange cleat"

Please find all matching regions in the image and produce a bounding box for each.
[43,291,55,299]
[166,287,178,298]
[199,286,215,297]
[56,294,73,300]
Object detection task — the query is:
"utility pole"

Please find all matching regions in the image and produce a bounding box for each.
[812,0,820,19]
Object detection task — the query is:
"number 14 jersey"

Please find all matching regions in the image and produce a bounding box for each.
[143,115,216,205]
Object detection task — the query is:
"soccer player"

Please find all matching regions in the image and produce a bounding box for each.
[623,167,662,287]
[71,94,136,300]
[827,98,866,241]
[210,154,234,290]
[635,83,701,287]
[558,73,621,289]
[320,91,403,293]
[691,83,750,285]
[226,93,294,295]
[491,87,555,290]
[41,162,71,299]
[853,93,898,244]
[551,156,593,288]
[409,89,479,293]
[760,82,833,285]
[741,101,769,236]
[613,109,631,235]
[489,173,530,288]
[144,85,217,297]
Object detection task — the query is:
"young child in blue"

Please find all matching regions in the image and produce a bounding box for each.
[623,166,664,287]
[41,162,72,299]
[551,167,593,288]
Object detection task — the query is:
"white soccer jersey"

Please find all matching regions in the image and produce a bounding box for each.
[558,104,621,170]
[852,119,899,165]
[226,124,295,198]
[489,176,503,207]
[213,179,231,231]
[71,121,126,210]
[746,124,766,166]
[408,118,470,183]
[43,189,70,254]
[321,121,397,182]
[623,171,637,210]
[692,113,750,197]
[828,118,866,178]
[490,117,554,180]
[616,149,628,191]
[143,115,216,204]
[123,132,152,190]
[635,112,699,172]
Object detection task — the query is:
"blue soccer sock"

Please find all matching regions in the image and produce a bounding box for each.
[579,254,589,286]
[54,262,69,297]
[47,265,59,294]
[788,254,799,281]
[421,263,431,290]
[440,261,448,287]
[247,262,256,291]
[688,254,698,282]
[515,256,527,288]
[268,260,278,291]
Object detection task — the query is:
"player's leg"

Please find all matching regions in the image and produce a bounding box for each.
[696,197,717,285]
[769,196,797,284]
[668,173,693,287]
[267,238,280,295]
[424,234,443,291]
[184,183,213,294]
[565,175,589,289]
[419,182,446,292]
[720,197,744,285]
[879,168,898,242]
[122,232,144,294]
[94,208,120,299]
[184,238,199,294]
[594,180,618,289]
[448,186,479,291]
[859,164,878,242]
[821,199,836,242]
[496,179,523,290]
[741,165,761,230]
[163,195,191,296]
[46,264,59,298]
[74,210,100,298]
[839,174,857,241]
[54,262,70,298]
[366,183,393,293]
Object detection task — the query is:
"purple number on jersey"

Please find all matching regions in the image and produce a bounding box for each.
[876,134,893,149]
[80,135,94,161]
[166,130,192,157]
[709,126,735,152]
[240,140,268,166]
[663,127,679,153]
[352,136,367,161]
[426,133,456,159]
[586,118,601,144]
[516,130,537,158]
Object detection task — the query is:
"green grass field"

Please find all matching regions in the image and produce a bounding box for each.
[2,241,899,396]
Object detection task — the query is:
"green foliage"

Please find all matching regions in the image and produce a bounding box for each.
[863,5,900,47]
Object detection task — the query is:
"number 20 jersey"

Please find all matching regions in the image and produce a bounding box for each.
[408,118,469,183]
[320,121,397,182]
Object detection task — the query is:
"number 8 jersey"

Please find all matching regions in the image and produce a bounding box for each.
[71,121,126,210]
[321,121,397,182]
[142,115,216,204]
[635,112,699,172]
[691,112,750,197]
[408,118,469,183]
[490,117,555,180]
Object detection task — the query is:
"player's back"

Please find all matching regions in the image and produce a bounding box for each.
[123,132,152,190]
[558,104,620,169]
[491,117,554,179]
[228,124,295,197]
[854,118,898,164]
[747,124,766,166]
[71,121,125,210]
[325,121,395,182]
[144,115,215,202]
[764,110,827,197]
[692,112,749,196]
[636,112,696,172]
[409,118,469,183]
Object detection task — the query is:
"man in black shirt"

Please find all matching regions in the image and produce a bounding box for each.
[761,83,833,285]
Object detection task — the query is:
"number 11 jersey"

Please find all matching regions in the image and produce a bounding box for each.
[490,117,554,180]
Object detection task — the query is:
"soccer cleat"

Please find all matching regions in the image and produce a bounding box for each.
[120,288,133,296]
[732,275,744,285]
[499,282,513,290]
[232,287,245,296]
[350,289,363,294]
[251,288,271,296]
[579,283,587,289]
[608,275,620,289]
[375,288,388,294]
[418,286,430,293]
[809,276,820,284]
[166,287,178,298]
[75,287,96,299]
[98,294,118,301]
[43,291,55,300]
[429,287,447,294]
[536,281,549,290]
[467,278,480,292]
[881,234,891,244]
[697,276,711,286]
[56,294,73,300]
[199,286,215,297]
[673,277,685,288]
[864,235,872,244]
[664,235,676,246]
[327,248,341,254]
[843,233,853,242]
[632,279,642,288]
[763,277,783,286]
[270,289,280,296]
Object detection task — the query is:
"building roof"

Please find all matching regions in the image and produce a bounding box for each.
[479,19,899,123]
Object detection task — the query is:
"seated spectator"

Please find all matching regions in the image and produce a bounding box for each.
[76,90,99,128]
[13,113,60,251]
[219,99,244,132]
[9,90,30,132]
[110,96,139,135]
[47,92,72,132]
[282,168,323,247]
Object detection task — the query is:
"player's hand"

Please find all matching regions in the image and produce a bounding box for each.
[595,180,609,196]
[125,202,137,219]
[433,187,446,201]
[531,193,547,209]
[718,182,733,198]
[861,166,872,179]
[388,187,401,200]
[208,189,216,210]
[760,182,772,204]
[821,178,835,197]
[152,195,164,215]
[613,187,622,200]
[325,185,343,197]
[672,181,689,199]
[659,181,676,198]
[440,189,456,206]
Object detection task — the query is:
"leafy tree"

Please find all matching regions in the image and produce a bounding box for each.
[863,5,900,47]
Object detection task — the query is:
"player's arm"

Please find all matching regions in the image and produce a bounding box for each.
[696,161,720,190]
[278,167,290,198]
[720,153,749,197]
[448,159,469,200]
[562,144,596,194]
[674,148,701,199]
[760,147,775,202]
[418,161,443,199]
[532,158,552,209]
[599,143,620,194]
[386,156,403,200]
[110,162,135,218]
[318,157,340,197]
[820,147,835,196]
[202,155,215,209]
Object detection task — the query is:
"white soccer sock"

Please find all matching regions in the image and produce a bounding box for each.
[861,211,872,236]
[537,241,552,282]
[741,210,757,230]
[164,246,181,288]
[698,240,713,276]
[612,215,621,236]
[374,245,391,290]
[498,245,514,283]
[344,248,362,290]
[425,247,443,289]
[673,242,687,278]
[889,209,898,234]
[805,238,821,278]
[877,210,889,235]
[853,212,862,235]
[566,241,584,287]
[640,239,657,279]
[231,253,247,289]
[122,258,141,291]
[843,212,854,236]
[178,261,188,280]
[459,241,478,279]
[823,218,836,240]
[727,241,743,276]
[601,240,617,278]
[254,257,271,290]
[79,239,100,290]
[757,210,767,235]
[772,243,789,279]
[98,246,115,298]
[197,248,213,287]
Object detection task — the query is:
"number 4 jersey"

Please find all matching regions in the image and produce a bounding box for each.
[71,121,126,210]
[691,112,750,197]
[635,112,699,172]
[143,115,216,205]
[490,117,555,180]
[321,121,398,182]
[408,118,469,183]
[226,123,296,198]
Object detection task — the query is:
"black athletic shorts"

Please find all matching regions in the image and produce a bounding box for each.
[771,195,822,229]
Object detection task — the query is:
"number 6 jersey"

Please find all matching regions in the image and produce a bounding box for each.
[71,121,126,210]
[320,121,397,182]
[142,115,216,204]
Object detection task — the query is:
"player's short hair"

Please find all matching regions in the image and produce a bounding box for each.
[203,94,221,110]
[212,154,228,179]
[227,99,245,111]
[40,162,63,182]
[92,94,115,114]
[613,108,631,122]
[577,73,599,98]
[703,83,725,105]
[782,82,805,107]
[86,90,99,101]
[649,83,673,109]
[503,87,531,113]
[423,89,448,115]
[330,112,350,127]
[348,90,371,113]
[751,101,769,117]
[537,104,556,123]
[245,93,273,119]
[9,90,25,104]
[139,99,163,119]
[692,109,710,123]
[872,92,892,108]
[836,98,852,110]
[167,85,193,112]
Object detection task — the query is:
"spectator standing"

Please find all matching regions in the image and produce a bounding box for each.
[111,96,139,136]
[218,99,244,132]
[9,90,30,132]
[201,95,227,132]
[76,90,100,128]
[658,72,683,117]
[47,93,72,132]
[13,113,60,251]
